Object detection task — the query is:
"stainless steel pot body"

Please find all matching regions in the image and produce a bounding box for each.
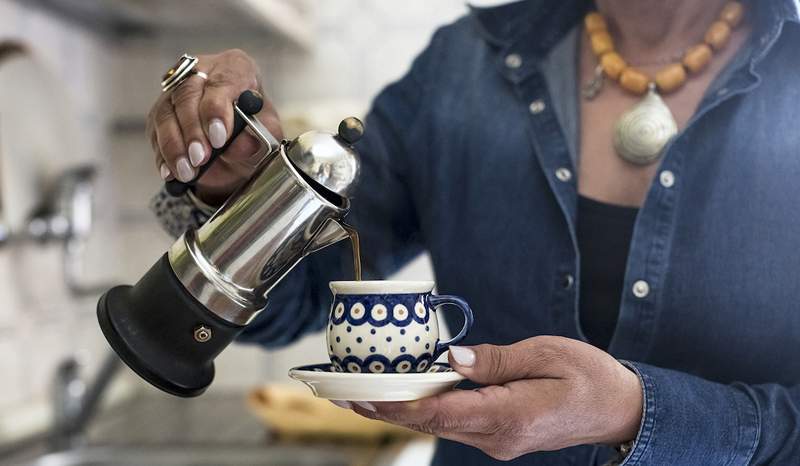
[168,144,350,326]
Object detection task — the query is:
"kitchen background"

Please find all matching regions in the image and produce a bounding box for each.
[0,1,503,465]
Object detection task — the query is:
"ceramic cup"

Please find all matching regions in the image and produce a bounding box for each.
[326,281,474,373]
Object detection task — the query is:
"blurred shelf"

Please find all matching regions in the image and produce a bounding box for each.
[17,0,313,49]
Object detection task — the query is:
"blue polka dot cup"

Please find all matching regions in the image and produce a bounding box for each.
[326,281,474,373]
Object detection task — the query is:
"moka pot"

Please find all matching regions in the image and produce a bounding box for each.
[97,90,363,397]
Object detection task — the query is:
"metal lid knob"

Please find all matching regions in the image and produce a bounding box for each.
[337,117,364,145]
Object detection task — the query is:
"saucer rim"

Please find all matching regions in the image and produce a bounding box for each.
[289,362,464,382]
[329,280,435,294]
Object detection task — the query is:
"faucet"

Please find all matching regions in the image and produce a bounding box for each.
[25,165,116,296]
[50,353,121,451]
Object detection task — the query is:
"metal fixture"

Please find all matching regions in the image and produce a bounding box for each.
[24,165,115,296]
[161,54,199,92]
[50,353,122,451]
[193,326,212,343]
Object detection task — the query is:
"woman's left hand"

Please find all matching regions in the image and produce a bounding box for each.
[348,336,643,461]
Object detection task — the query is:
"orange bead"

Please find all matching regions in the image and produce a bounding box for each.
[682,44,713,74]
[601,52,627,80]
[655,63,687,93]
[619,68,650,95]
[584,12,607,34]
[590,31,614,56]
[705,21,731,51]
[720,1,744,28]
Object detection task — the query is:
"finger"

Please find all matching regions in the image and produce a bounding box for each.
[171,74,210,168]
[198,63,257,149]
[210,109,281,164]
[150,128,173,181]
[329,400,352,410]
[357,387,509,435]
[153,101,195,183]
[448,337,571,385]
[156,155,174,181]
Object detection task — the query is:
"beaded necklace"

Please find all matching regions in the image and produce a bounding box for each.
[582,1,745,165]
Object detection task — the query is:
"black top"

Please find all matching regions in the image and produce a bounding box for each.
[576,195,639,350]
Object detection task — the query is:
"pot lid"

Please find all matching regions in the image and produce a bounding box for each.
[285,117,363,197]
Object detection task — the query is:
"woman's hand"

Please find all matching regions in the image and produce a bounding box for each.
[146,49,283,205]
[349,336,643,461]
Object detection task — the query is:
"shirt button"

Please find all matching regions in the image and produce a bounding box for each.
[632,280,650,298]
[555,167,572,182]
[562,274,574,289]
[505,53,522,69]
[529,99,546,114]
[659,170,675,188]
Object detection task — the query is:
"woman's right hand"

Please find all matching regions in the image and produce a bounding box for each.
[146,49,284,205]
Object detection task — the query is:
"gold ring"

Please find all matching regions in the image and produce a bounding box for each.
[161,53,201,92]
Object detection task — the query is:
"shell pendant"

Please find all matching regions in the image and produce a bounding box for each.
[613,84,678,165]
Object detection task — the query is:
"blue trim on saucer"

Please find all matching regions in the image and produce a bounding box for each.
[294,362,455,374]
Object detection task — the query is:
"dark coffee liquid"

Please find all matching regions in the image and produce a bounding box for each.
[342,224,362,281]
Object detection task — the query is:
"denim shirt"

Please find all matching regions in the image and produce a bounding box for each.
[152,0,800,464]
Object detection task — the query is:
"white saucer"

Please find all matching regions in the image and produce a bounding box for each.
[289,363,465,401]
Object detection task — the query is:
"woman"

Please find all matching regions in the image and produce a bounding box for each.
[148,0,800,464]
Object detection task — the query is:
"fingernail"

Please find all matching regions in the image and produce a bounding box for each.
[176,157,195,182]
[353,401,376,412]
[159,163,171,180]
[188,141,206,167]
[449,346,476,367]
[330,400,352,410]
[208,119,227,149]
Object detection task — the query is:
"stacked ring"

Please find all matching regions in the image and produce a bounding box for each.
[161,53,207,92]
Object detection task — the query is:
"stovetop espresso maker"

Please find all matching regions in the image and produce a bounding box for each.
[97,87,364,397]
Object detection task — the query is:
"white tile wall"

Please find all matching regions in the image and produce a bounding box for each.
[0,0,126,443]
[0,0,469,442]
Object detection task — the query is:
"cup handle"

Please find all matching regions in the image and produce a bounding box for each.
[427,295,474,358]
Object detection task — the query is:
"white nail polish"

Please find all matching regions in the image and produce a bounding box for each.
[159,164,171,180]
[353,401,376,412]
[209,119,227,149]
[330,400,352,410]
[176,158,195,182]
[449,346,476,367]
[188,141,206,167]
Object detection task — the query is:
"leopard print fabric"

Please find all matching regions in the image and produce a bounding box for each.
[149,187,217,238]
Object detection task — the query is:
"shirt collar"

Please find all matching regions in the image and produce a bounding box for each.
[468,0,589,52]
[467,0,799,55]
[468,0,589,83]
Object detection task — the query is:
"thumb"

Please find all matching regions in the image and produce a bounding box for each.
[448,337,570,385]
[448,343,533,385]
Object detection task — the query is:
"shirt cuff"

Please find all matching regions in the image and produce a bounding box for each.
[619,361,760,465]
[149,186,217,238]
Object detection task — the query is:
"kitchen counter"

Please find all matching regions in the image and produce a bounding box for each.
[2,391,422,466]
[84,392,268,446]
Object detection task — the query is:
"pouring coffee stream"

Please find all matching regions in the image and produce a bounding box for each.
[343,224,362,282]
[97,90,365,397]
